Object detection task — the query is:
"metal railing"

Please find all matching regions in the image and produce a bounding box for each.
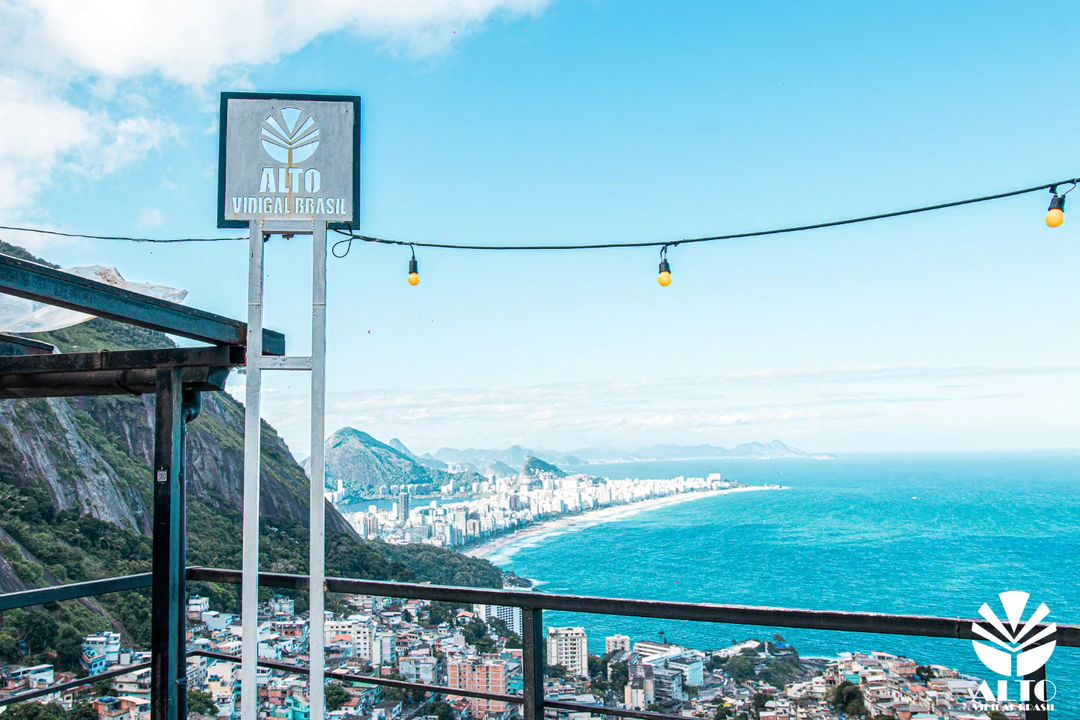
[2,567,1075,720]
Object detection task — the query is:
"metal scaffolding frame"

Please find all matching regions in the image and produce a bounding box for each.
[219,90,355,720]
[240,220,328,720]
[0,251,285,720]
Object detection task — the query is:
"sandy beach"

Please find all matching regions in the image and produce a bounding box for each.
[464,485,784,565]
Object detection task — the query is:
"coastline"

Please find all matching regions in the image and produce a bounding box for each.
[464,485,784,565]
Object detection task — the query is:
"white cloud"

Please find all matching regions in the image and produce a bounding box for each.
[0,75,176,227]
[78,116,177,178]
[228,364,1080,457]
[0,0,548,235]
[729,364,1080,384]
[4,0,550,85]
[137,207,166,228]
[0,75,92,219]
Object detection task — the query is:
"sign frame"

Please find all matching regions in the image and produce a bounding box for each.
[217,91,361,229]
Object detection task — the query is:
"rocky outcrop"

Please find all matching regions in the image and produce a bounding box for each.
[314,427,457,504]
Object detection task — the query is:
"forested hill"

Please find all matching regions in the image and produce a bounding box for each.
[0,240,500,668]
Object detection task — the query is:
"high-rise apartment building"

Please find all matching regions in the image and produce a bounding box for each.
[473,603,523,636]
[447,657,509,717]
[546,627,589,677]
[605,635,631,655]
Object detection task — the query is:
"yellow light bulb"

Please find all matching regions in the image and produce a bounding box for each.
[658,271,672,287]
[1046,208,1065,228]
[407,272,421,286]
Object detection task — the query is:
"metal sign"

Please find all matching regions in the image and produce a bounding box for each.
[218,92,360,228]
[219,90,357,720]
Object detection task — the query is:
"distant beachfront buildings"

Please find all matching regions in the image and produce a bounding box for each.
[343,472,738,549]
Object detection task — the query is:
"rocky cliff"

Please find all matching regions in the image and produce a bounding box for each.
[0,240,501,666]
[316,427,459,503]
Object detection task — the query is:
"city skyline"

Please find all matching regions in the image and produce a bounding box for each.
[2,2,1079,455]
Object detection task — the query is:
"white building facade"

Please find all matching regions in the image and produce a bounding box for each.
[546,627,589,677]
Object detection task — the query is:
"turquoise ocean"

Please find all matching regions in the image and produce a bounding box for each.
[483,452,1080,710]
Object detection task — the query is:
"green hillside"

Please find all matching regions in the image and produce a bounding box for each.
[0,240,501,671]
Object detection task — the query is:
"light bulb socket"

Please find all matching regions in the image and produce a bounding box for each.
[1048,194,1066,212]
[659,258,671,275]
[408,257,419,275]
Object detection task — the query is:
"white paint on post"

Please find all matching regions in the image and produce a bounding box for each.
[308,222,328,720]
[240,218,264,720]
[219,93,357,720]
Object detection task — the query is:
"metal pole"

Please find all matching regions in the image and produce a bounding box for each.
[177,389,201,720]
[241,219,265,720]
[1024,665,1049,720]
[151,367,184,720]
[521,608,545,720]
[308,222,327,720]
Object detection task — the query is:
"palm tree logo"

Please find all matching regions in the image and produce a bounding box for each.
[261,107,320,164]
[971,591,1056,677]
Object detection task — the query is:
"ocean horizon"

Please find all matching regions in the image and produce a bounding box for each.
[481,451,1080,710]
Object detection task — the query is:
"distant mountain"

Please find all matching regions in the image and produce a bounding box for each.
[728,440,824,459]
[316,429,827,502]
[571,439,831,463]
[521,456,567,478]
[438,459,516,479]
[433,445,533,467]
[388,437,450,471]
[312,428,457,503]
[561,447,637,463]
[484,460,519,478]
[319,431,590,505]
[432,445,583,470]
[414,455,451,471]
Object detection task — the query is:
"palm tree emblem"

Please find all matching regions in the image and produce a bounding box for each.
[261,106,320,164]
[971,591,1056,677]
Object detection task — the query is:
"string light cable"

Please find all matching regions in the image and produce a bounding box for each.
[0,226,246,243]
[327,177,1080,260]
[1,177,1076,280]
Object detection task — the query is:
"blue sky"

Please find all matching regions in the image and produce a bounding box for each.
[2,1,1079,456]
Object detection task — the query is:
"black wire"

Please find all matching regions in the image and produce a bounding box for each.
[1,177,1074,254]
[0,225,246,243]
[330,178,1077,257]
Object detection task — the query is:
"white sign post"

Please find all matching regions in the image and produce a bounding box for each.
[219,92,360,720]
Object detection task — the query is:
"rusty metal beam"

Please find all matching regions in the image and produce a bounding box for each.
[0,252,284,354]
